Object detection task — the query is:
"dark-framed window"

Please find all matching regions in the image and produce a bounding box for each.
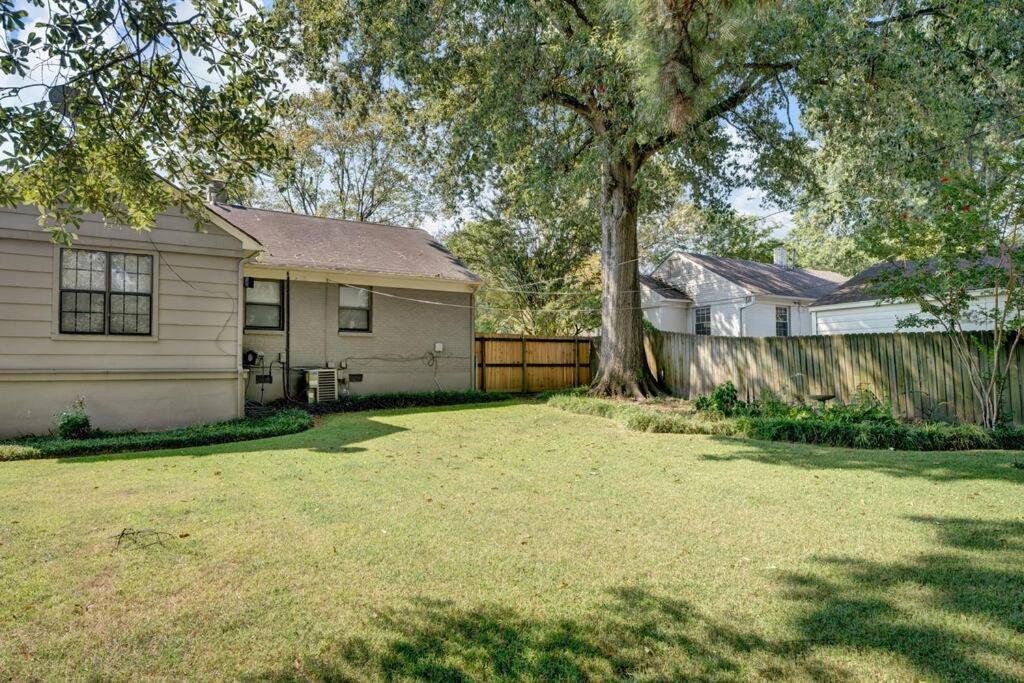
[244,279,284,330]
[695,306,711,336]
[776,306,790,337]
[59,249,152,335]
[339,285,372,332]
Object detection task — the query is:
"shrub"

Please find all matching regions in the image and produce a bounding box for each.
[818,391,896,425]
[748,389,795,419]
[994,425,1024,450]
[0,409,313,461]
[55,396,93,439]
[298,390,513,414]
[693,381,743,417]
[546,394,1020,452]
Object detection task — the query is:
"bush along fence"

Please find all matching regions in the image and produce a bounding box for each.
[546,393,1024,451]
[647,330,1024,425]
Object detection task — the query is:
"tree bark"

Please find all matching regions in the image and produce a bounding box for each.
[590,157,662,398]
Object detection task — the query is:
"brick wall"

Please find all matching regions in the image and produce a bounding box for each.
[243,280,475,402]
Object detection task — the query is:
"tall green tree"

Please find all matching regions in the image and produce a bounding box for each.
[783,210,872,275]
[1,0,285,242]
[871,163,1024,428]
[445,218,601,336]
[792,0,1024,253]
[641,204,782,264]
[248,88,438,226]
[444,170,602,336]
[284,0,813,396]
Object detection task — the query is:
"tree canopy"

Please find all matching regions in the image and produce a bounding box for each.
[282,0,815,395]
[641,203,783,264]
[246,87,438,226]
[1,0,286,242]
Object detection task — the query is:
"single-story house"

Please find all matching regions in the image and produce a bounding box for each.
[0,196,480,437]
[809,260,1002,335]
[641,248,847,337]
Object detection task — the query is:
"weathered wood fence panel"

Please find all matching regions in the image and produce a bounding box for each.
[649,330,1024,424]
[476,334,592,393]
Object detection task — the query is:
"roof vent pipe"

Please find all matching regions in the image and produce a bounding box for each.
[773,246,788,268]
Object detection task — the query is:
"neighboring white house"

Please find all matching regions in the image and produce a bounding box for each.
[809,261,999,335]
[641,249,847,337]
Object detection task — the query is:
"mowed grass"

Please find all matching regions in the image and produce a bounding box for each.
[1,402,1022,681]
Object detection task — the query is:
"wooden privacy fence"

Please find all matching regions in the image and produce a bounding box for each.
[648,330,1024,424]
[476,334,592,393]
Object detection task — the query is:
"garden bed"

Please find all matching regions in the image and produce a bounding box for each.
[276,389,514,414]
[546,391,1024,451]
[0,409,313,461]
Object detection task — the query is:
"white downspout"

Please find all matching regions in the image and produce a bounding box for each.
[738,295,756,336]
[236,258,245,418]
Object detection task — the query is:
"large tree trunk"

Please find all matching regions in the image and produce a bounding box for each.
[591,157,661,398]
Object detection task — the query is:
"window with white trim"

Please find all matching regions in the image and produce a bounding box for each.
[695,306,711,336]
[776,306,790,337]
[245,279,284,330]
[339,285,372,332]
[59,249,153,335]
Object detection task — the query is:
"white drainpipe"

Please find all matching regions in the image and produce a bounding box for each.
[738,295,756,336]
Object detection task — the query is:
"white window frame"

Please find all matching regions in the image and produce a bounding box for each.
[339,285,372,333]
[776,306,790,337]
[695,306,711,336]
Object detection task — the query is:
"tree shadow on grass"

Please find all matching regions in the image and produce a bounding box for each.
[54,401,519,464]
[782,515,1024,682]
[248,517,1024,682]
[701,436,1024,484]
[250,586,821,682]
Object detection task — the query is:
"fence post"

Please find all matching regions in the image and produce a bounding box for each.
[574,336,581,387]
[521,335,528,393]
[479,337,487,392]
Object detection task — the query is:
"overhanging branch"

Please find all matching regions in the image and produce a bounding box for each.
[865,5,949,27]
[636,65,789,165]
[541,89,595,127]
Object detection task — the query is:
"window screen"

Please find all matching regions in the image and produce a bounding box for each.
[695,306,711,336]
[339,285,372,332]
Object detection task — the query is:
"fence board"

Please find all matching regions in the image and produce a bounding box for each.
[476,334,593,393]
[650,330,1024,425]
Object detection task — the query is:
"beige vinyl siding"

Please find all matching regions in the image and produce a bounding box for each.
[243,280,474,402]
[0,205,245,436]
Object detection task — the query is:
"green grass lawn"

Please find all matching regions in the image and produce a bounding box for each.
[1,401,1022,681]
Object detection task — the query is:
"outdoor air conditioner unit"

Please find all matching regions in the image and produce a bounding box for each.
[305,368,338,403]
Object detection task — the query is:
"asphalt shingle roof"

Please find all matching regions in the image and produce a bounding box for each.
[810,261,904,307]
[208,203,480,284]
[811,256,1009,307]
[680,252,847,299]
